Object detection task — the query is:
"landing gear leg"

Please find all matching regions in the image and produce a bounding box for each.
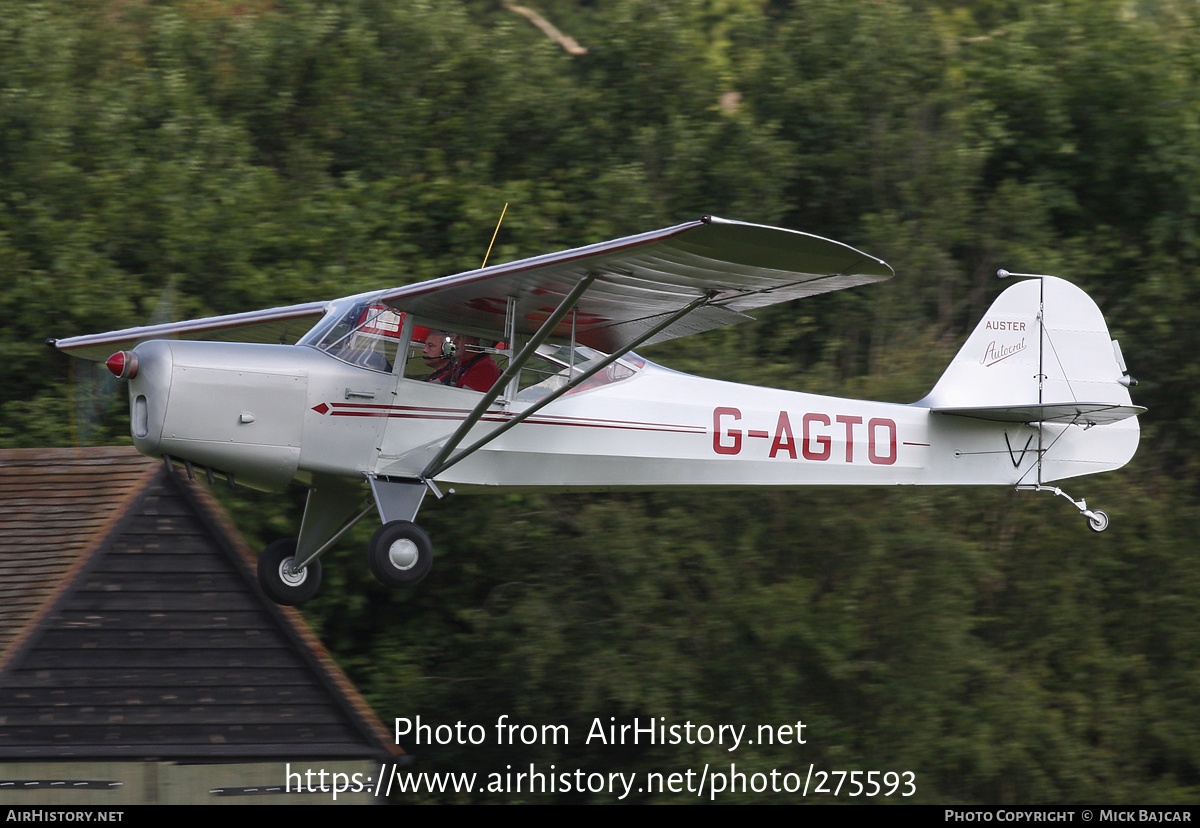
[1020,484,1110,532]
[258,538,323,605]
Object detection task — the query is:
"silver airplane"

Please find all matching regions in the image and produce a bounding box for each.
[54,217,1143,605]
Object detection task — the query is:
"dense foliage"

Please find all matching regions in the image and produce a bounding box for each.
[2,0,1198,803]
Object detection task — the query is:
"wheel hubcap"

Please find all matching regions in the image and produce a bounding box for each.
[279,556,308,587]
[388,538,419,571]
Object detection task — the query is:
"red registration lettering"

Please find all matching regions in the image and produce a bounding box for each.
[802,413,831,461]
[836,415,863,462]
[868,417,897,465]
[713,407,742,455]
[770,412,797,459]
[719,408,900,465]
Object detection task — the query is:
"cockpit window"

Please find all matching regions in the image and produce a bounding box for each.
[300,297,645,392]
[515,343,641,401]
[304,297,404,373]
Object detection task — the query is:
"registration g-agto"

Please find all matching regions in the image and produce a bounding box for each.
[53,217,1144,604]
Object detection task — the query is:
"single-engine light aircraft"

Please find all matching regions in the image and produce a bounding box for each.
[53,217,1143,605]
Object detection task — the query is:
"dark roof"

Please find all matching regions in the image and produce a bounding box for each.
[0,447,396,761]
[0,448,159,659]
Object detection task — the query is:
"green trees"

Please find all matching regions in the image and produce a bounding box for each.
[2,0,1198,802]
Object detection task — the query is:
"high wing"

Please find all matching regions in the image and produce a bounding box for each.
[54,216,892,359]
[378,216,892,351]
[53,301,331,361]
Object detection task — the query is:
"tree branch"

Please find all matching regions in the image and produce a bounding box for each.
[503,1,587,56]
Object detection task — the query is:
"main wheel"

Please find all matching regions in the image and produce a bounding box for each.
[1087,509,1110,533]
[368,521,433,587]
[258,538,323,605]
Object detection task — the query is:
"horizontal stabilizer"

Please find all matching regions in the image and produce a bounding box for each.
[933,402,1145,426]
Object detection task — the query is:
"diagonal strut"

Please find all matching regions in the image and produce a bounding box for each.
[425,293,711,478]
[420,274,597,480]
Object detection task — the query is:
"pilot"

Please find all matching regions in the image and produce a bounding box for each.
[422,331,454,384]
[448,333,502,392]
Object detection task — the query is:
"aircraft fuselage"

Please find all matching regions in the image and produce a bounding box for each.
[125,339,1137,495]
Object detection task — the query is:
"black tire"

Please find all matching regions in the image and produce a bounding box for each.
[368,521,433,587]
[258,538,322,605]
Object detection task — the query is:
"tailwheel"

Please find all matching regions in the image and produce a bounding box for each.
[258,538,323,605]
[368,520,433,587]
[1086,509,1110,533]
[1021,484,1113,533]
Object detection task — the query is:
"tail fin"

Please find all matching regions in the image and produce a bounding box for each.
[920,275,1142,481]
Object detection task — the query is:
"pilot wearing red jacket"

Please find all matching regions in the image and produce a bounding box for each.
[448,334,502,392]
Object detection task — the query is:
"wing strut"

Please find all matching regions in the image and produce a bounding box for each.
[420,274,598,480]
[425,292,711,479]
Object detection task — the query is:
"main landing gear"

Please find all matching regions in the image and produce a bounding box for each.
[257,522,434,605]
[256,477,435,606]
[1020,484,1110,533]
[368,520,434,586]
[258,538,324,605]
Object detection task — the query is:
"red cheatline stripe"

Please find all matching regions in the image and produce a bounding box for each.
[319,402,705,433]
[317,402,705,434]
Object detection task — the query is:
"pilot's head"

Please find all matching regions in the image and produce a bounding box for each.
[423,331,451,367]
[450,334,479,360]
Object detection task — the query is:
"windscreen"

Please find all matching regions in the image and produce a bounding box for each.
[305,297,405,373]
